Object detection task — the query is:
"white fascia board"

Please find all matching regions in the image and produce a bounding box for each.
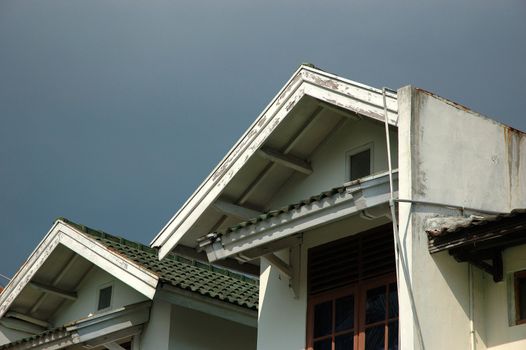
[0,222,158,319]
[152,65,399,259]
[2,303,151,350]
[157,285,257,328]
[68,301,151,342]
[205,172,398,262]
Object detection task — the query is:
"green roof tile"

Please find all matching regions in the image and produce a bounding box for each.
[57,218,259,311]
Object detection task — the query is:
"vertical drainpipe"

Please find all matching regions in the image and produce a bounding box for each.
[382,88,401,283]
[469,263,476,350]
[382,88,402,348]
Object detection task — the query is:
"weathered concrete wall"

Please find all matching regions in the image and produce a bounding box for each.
[269,117,397,209]
[397,86,526,350]
[257,215,390,350]
[52,266,147,326]
[169,304,257,350]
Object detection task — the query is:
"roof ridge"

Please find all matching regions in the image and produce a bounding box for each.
[55,217,258,285]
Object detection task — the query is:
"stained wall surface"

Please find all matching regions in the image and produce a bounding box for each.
[397,86,526,350]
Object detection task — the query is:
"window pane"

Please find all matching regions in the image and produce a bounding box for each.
[335,333,354,350]
[98,286,112,310]
[365,325,385,350]
[350,149,371,181]
[388,321,399,350]
[388,283,398,318]
[519,276,526,321]
[314,301,333,338]
[335,295,354,332]
[366,286,386,324]
[314,338,332,350]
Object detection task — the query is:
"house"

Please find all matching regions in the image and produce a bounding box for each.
[0,218,258,349]
[151,64,526,350]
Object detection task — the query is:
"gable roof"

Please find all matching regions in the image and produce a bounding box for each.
[151,64,398,259]
[60,218,259,310]
[0,219,258,324]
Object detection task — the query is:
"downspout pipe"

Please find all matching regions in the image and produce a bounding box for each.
[469,263,476,350]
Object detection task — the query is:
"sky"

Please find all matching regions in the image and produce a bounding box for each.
[0,0,525,281]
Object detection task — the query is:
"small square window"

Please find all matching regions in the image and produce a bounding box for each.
[515,271,526,325]
[98,285,112,311]
[348,148,371,181]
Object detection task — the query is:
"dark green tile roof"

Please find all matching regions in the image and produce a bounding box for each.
[211,185,348,237]
[57,218,259,311]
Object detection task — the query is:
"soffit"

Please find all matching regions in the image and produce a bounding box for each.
[7,245,93,322]
[177,96,349,247]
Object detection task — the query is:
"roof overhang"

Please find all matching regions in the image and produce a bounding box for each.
[200,170,398,262]
[0,301,150,350]
[427,209,526,282]
[151,65,398,259]
[0,221,158,321]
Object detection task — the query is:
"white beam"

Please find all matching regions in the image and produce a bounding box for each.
[5,311,51,328]
[213,200,262,221]
[318,100,361,119]
[264,253,292,279]
[30,254,79,314]
[29,281,77,301]
[0,317,46,335]
[104,342,127,350]
[257,147,312,175]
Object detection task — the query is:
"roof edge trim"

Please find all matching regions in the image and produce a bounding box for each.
[151,65,399,259]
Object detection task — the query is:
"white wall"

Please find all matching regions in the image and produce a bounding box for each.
[269,117,397,209]
[52,265,148,326]
[397,86,526,350]
[140,298,172,350]
[485,244,526,350]
[169,304,257,350]
[257,215,391,350]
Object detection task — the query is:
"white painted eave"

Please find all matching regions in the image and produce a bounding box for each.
[0,221,159,319]
[151,65,398,259]
[203,171,398,262]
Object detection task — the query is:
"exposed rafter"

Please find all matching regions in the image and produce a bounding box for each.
[5,311,51,328]
[257,147,312,175]
[30,254,79,314]
[29,281,77,301]
[264,254,292,279]
[213,199,262,221]
[103,342,127,350]
[317,100,361,120]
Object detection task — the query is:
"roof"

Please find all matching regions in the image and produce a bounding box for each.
[151,64,398,259]
[0,326,69,350]
[201,185,348,242]
[426,209,526,237]
[0,301,150,350]
[426,209,526,254]
[59,218,259,310]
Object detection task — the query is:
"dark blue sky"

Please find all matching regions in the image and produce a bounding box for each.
[1,0,525,280]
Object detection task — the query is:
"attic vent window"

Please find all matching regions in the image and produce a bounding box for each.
[98,285,112,311]
[347,144,373,182]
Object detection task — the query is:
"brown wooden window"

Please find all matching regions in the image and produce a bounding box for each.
[307,225,398,350]
[307,276,398,350]
[515,270,526,325]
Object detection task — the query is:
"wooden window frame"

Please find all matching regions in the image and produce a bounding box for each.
[307,273,397,350]
[514,270,526,325]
